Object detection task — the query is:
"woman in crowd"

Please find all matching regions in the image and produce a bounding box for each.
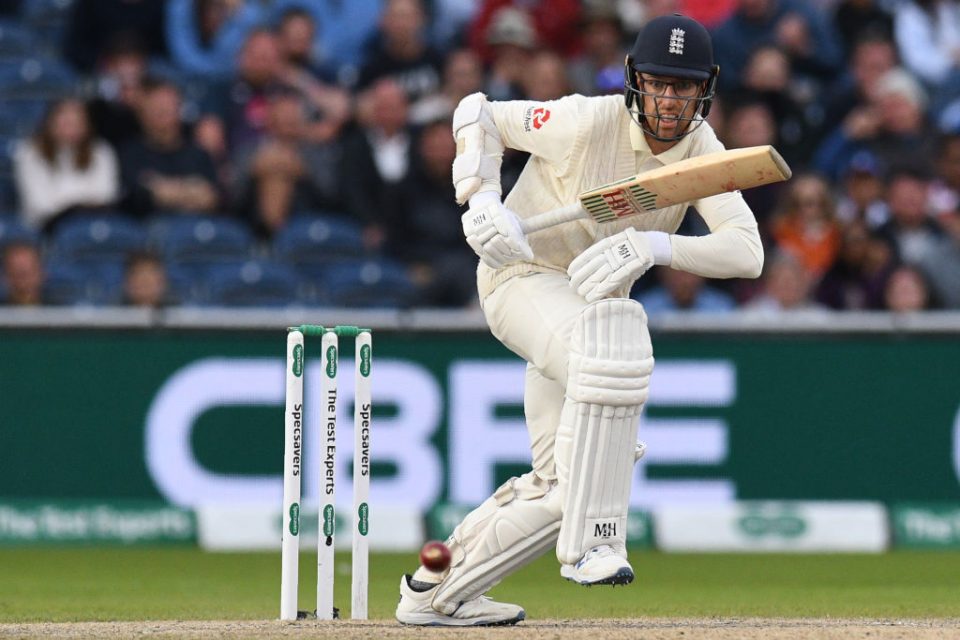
[13,98,119,233]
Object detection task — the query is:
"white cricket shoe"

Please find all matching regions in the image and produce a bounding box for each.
[395,575,525,626]
[560,544,635,586]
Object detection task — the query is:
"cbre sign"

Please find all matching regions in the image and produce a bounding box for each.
[144,358,737,511]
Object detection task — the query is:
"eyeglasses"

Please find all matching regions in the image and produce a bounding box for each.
[639,76,701,98]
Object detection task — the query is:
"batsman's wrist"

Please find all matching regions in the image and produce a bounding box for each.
[468,190,500,209]
[645,231,672,266]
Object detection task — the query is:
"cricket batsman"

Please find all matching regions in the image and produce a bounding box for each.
[397,13,763,626]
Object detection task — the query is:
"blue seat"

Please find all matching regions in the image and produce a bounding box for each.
[205,260,302,307]
[164,264,202,306]
[273,213,366,268]
[319,258,418,309]
[50,214,147,263]
[0,57,76,97]
[44,260,126,305]
[0,21,37,58]
[43,261,93,305]
[150,216,255,266]
[0,217,37,250]
[0,98,47,136]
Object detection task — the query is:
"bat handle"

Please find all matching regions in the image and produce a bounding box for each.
[519,202,587,234]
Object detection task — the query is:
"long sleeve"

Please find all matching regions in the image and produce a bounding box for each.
[13,141,60,229]
[488,95,585,173]
[894,3,955,84]
[670,190,764,279]
[14,141,120,229]
[166,0,266,77]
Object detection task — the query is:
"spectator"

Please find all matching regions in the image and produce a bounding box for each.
[396,119,478,307]
[13,98,119,233]
[234,92,344,237]
[201,27,349,161]
[1,242,45,306]
[832,0,893,55]
[892,0,960,91]
[342,78,414,252]
[120,79,221,218]
[568,5,628,97]
[916,218,960,308]
[63,0,167,73]
[682,0,738,29]
[835,150,889,229]
[883,264,934,311]
[815,220,895,309]
[722,98,784,225]
[357,0,444,103]
[200,29,286,159]
[819,33,898,142]
[431,0,480,51]
[712,0,843,92]
[165,0,268,78]
[268,0,383,75]
[275,10,352,144]
[919,144,960,307]
[740,45,816,164]
[275,7,328,79]
[521,51,571,102]
[482,7,537,101]
[636,267,736,314]
[123,252,171,308]
[409,48,484,125]
[469,0,582,62]
[743,251,827,314]
[770,173,842,278]
[876,167,943,266]
[929,133,960,216]
[814,68,937,182]
[86,35,150,151]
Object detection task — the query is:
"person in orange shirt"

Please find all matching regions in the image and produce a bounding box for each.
[771,173,842,277]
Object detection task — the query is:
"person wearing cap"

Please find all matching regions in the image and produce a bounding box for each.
[396,14,764,626]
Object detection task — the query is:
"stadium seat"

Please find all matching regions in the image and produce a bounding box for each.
[50,213,147,263]
[0,20,37,59]
[0,217,37,250]
[0,98,48,137]
[42,261,93,305]
[44,260,126,305]
[204,260,302,307]
[319,257,419,308]
[150,215,256,265]
[273,213,366,269]
[0,57,77,97]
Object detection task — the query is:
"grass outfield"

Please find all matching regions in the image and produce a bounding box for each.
[1,549,959,623]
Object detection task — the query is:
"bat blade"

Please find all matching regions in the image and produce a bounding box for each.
[578,145,791,224]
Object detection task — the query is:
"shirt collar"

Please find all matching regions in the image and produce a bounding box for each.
[629,117,698,164]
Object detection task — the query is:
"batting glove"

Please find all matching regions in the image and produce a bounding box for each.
[462,193,534,269]
[568,228,671,302]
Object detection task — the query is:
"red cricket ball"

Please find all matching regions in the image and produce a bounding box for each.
[419,540,452,572]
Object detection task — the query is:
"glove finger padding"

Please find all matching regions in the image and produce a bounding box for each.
[568,228,655,301]
[462,200,533,269]
[573,257,612,300]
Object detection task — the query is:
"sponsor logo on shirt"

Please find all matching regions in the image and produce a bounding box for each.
[523,106,552,132]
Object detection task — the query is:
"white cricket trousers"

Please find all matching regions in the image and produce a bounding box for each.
[480,271,593,481]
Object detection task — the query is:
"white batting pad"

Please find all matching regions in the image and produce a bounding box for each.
[555,299,653,564]
[432,472,561,615]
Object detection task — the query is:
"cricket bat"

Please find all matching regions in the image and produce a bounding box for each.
[519,145,791,234]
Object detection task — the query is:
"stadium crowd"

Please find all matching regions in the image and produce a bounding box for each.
[0,0,959,311]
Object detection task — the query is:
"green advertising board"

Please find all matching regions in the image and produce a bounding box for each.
[0,329,958,512]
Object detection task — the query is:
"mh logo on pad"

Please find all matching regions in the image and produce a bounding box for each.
[595,521,617,538]
[668,28,685,55]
